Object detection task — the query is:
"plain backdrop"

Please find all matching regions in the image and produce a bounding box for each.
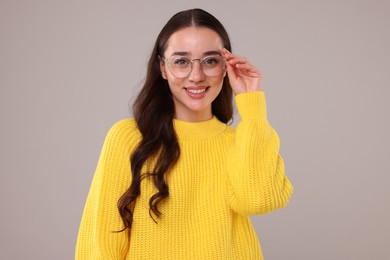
[1,0,389,259]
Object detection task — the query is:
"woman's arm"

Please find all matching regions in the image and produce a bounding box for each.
[222,49,293,215]
[226,92,293,215]
[76,119,138,259]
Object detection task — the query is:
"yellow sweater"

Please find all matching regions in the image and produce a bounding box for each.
[76,91,293,260]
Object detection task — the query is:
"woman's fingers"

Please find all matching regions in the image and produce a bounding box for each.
[222,48,262,93]
[223,48,260,75]
[234,63,261,77]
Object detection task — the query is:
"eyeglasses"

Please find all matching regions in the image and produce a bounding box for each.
[161,55,226,79]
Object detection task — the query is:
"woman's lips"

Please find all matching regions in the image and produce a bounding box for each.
[187,88,207,94]
[184,86,209,99]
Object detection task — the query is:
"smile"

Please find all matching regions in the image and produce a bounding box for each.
[187,88,206,94]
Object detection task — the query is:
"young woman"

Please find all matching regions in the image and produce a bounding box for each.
[76,8,293,260]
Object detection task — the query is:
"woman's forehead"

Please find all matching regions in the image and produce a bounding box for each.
[164,27,223,57]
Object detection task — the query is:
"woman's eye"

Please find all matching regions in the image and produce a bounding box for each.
[173,58,190,66]
[203,57,220,65]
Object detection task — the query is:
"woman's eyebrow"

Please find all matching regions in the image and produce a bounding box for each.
[203,50,222,56]
[170,50,222,57]
[171,51,189,57]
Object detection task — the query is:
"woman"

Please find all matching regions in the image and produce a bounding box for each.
[76,8,293,259]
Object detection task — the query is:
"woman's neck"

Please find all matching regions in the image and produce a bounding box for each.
[174,109,213,123]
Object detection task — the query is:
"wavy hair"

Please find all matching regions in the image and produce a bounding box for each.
[118,8,233,230]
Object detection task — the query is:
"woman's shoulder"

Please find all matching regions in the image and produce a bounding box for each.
[109,118,138,132]
[220,124,236,140]
[104,118,141,148]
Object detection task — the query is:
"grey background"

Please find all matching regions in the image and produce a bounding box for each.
[1,0,389,259]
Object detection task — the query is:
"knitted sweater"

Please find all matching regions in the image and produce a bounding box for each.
[76,91,293,260]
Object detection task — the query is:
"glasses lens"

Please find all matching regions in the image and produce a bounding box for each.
[168,57,192,78]
[201,56,225,76]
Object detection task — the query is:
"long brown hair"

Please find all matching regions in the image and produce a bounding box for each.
[118,8,233,230]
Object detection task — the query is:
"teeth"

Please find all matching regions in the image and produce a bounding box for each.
[187,88,206,94]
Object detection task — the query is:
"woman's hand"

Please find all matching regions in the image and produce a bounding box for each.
[222,48,262,95]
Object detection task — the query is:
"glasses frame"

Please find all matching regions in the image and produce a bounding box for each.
[160,55,226,79]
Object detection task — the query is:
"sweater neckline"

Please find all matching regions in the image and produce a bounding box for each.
[173,116,227,140]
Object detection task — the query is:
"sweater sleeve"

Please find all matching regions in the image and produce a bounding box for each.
[226,91,293,216]
[75,119,138,259]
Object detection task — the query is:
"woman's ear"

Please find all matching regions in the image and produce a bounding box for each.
[159,58,167,80]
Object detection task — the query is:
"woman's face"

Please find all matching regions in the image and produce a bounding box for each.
[160,26,226,122]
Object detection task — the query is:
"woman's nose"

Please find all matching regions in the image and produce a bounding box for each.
[188,61,205,82]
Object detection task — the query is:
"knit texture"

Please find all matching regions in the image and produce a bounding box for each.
[76,91,293,260]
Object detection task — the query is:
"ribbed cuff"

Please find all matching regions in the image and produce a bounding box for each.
[235,91,267,120]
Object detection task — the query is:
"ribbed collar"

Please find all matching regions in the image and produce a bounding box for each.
[173,116,227,140]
